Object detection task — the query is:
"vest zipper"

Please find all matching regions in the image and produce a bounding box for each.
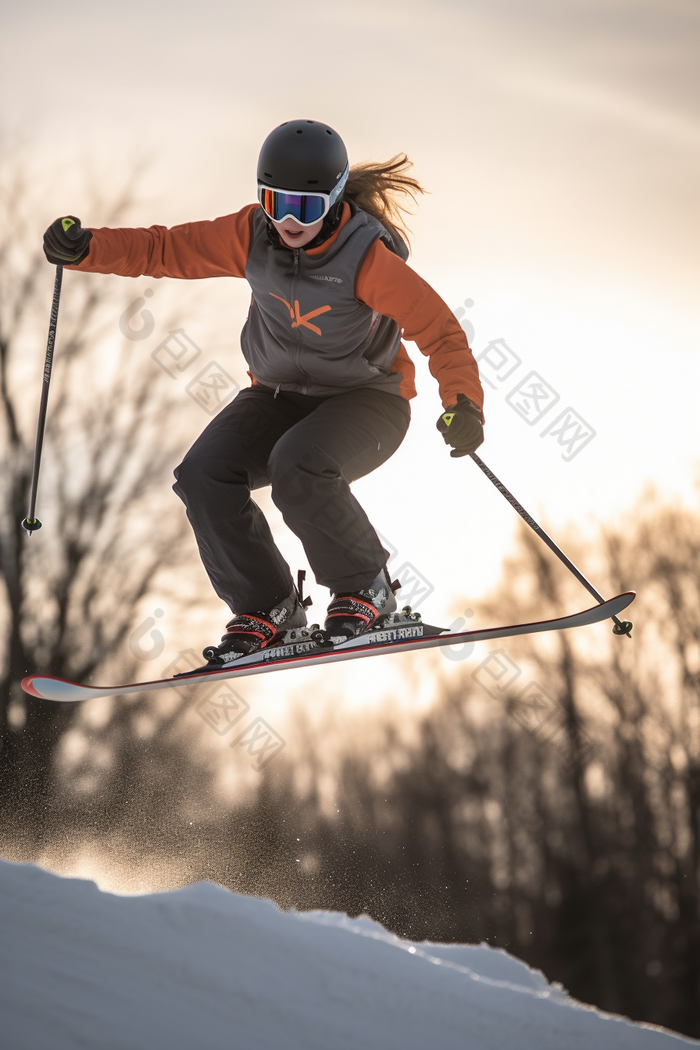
[291,249,302,373]
[274,384,280,398]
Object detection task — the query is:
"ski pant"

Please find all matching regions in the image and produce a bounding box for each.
[172,384,411,613]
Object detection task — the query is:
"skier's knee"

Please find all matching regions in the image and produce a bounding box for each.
[269,447,310,510]
[268,439,336,511]
[172,454,195,504]
[172,444,215,502]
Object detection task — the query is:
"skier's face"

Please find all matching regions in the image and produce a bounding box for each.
[272,216,324,248]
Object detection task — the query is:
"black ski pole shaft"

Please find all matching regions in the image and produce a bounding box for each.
[470,452,632,637]
[22,263,64,535]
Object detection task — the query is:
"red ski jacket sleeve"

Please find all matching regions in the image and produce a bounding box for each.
[70,203,483,413]
[354,241,483,413]
[70,205,258,280]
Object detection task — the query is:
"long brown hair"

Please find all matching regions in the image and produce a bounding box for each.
[344,154,426,253]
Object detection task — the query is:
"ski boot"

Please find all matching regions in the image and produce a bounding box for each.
[323,566,401,641]
[202,584,312,665]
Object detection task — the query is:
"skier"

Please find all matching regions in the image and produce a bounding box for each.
[43,118,484,661]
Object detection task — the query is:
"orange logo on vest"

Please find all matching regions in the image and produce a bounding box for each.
[270,294,331,336]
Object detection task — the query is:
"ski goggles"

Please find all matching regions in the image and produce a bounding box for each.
[257,164,349,226]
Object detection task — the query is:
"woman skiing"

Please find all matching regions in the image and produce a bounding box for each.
[43,118,484,663]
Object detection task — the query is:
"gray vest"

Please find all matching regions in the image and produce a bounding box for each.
[242,203,409,397]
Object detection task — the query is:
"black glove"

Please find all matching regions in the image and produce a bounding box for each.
[43,216,93,265]
[436,394,484,458]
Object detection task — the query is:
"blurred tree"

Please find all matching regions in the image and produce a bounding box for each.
[0,154,197,845]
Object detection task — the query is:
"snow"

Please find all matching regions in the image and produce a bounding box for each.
[0,859,692,1049]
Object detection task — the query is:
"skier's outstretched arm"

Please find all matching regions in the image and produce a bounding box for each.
[43,205,259,280]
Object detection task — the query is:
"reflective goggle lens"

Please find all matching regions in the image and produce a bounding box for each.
[259,188,327,225]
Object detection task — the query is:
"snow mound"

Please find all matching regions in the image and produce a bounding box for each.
[0,859,692,1049]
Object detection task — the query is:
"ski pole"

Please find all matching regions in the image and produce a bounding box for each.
[470,452,633,637]
[22,263,64,535]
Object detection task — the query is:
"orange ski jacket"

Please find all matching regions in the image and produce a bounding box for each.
[70,201,483,414]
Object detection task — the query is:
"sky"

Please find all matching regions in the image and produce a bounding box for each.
[2,0,699,631]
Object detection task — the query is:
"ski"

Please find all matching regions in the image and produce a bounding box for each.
[21,592,635,703]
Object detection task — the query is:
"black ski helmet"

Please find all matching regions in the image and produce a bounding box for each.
[257,119,349,196]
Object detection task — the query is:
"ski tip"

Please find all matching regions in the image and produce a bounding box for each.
[21,675,46,698]
[21,675,91,702]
